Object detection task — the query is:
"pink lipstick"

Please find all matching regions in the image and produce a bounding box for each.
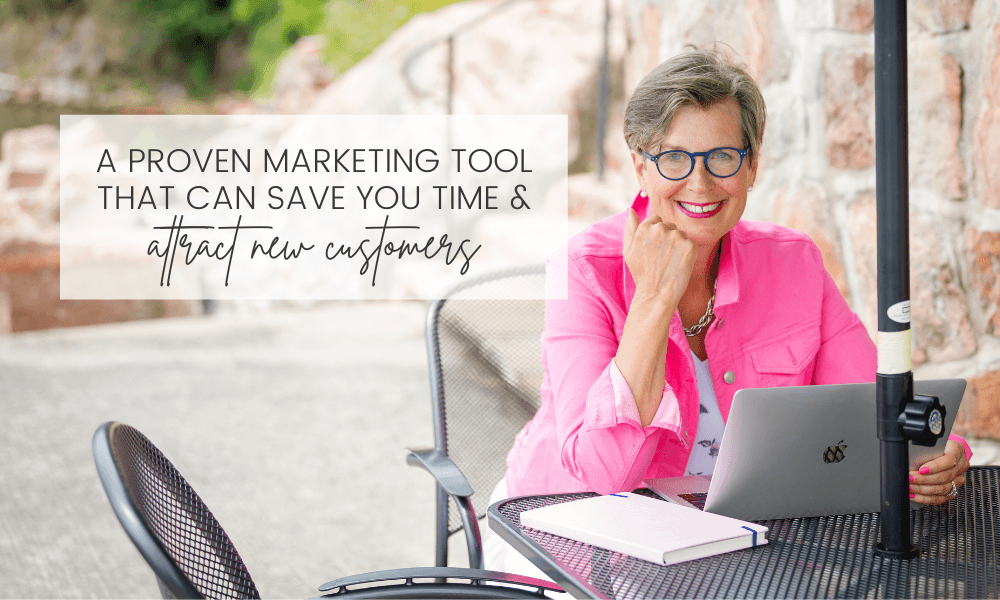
[675,200,725,219]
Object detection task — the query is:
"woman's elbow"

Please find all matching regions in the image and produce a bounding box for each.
[559,433,646,495]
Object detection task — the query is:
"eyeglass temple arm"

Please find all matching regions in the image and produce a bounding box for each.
[406,447,483,569]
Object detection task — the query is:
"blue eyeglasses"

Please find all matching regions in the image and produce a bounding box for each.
[640,147,748,180]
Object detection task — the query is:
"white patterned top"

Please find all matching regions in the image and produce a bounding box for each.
[684,350,726,476]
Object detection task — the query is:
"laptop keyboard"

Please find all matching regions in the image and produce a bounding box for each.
[678,492,708,510]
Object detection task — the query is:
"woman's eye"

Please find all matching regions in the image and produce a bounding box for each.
[663,152,688,163]
[710,150,735,162]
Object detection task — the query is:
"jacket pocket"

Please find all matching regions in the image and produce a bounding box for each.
[746,327,821,386]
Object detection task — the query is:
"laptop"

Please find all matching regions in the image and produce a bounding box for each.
[643,379,966,521]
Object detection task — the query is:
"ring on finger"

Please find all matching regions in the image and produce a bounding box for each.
[946,481,958,498]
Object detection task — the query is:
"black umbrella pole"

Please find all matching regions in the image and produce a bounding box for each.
[873,0,918,560]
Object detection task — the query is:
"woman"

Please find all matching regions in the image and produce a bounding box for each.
[484,47,971,575]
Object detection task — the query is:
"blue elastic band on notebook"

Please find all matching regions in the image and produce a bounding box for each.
[741,526,757,547]
[610,493,627,498]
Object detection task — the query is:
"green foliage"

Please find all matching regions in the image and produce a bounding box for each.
[319,0,462,75]
[132,0,239,97]
[235,0,465,95]
[232,0,328,92]
[320,0,409,75]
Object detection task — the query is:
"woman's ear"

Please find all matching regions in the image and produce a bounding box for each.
[631,150,648,187]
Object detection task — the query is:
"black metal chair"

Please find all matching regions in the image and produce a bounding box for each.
[407,265,546,569]
[92,421,560,599]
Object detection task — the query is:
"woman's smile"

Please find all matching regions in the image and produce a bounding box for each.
[676,199,726,217]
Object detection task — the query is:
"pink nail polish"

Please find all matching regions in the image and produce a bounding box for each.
[919,467,930,475]
[909,493,915,498]
[909,474,914,482]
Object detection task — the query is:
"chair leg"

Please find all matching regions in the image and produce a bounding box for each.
[456,495,483,570]
[435,485,449,568]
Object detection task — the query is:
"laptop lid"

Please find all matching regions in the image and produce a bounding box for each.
[700,379,966,521]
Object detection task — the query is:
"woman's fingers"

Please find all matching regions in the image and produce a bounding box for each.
[910,480,957,497]
[911,472,965,505]
[909,441,969,505]
[910,464,957,485]
[624,216,695,286]
[911,441,961,479]
[624,208,640,255]
[910,490,952,505]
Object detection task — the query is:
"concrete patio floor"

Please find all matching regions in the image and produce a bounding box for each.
[0,301,451,599]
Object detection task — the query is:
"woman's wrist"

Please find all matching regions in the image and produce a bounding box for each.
[630,286,679,321]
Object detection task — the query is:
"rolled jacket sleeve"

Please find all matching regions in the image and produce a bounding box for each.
[545,254,685,495]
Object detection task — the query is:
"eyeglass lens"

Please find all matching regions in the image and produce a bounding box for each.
[658,148,743,179]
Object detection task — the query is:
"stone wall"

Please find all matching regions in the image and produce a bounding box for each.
[0,125,199,333]
[615,0,999,438]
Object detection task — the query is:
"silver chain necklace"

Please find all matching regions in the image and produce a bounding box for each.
[683,276,717,337]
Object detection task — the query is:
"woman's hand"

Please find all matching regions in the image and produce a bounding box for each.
[909,440,969,505]
[623,208,696,308]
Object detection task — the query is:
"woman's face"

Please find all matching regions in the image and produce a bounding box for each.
[630,98,757,251]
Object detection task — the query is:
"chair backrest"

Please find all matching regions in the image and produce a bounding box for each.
[426,265,546,554]
[92,422,260,600]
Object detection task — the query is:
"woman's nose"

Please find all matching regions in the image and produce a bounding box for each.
[686,159,714,191]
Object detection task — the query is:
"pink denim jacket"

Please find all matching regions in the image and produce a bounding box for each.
[504,193,969,497]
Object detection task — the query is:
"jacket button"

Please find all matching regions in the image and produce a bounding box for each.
[724,371,736,384]
[716,318,725,329]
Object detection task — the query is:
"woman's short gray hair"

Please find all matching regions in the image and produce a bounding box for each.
[624,47,766,166]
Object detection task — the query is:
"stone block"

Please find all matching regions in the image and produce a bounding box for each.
[977,109,1000,209]
[954,368,1000,439]
[678,0,791,86]
[847,194,976,363]
[909,212,977,363]
[0,238,200,334]
[964,228,1000,334]
[1,124,59,172]
[623,3,662,96]
[0,124,61,232]
[37,77,89,106]
[974,23,1000,209]
[760,91,802,165]
[846,193,878,339]
[824,50,874,170]
[908,44,964,200]
[834,0,874,33]
[771,180,850,302]
[909,0,974,34]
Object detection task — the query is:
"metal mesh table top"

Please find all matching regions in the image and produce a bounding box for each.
[488,467,999,599]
